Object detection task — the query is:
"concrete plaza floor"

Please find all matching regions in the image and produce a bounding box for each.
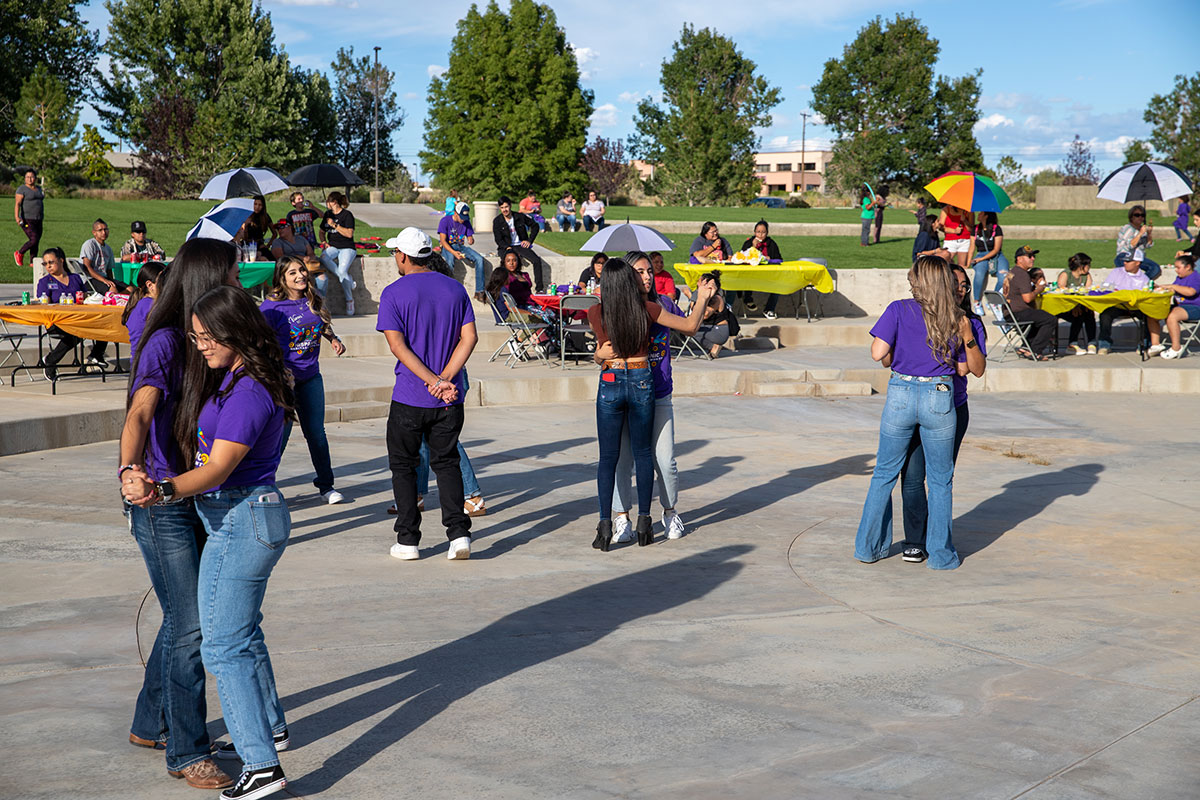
[1,392,1197,799]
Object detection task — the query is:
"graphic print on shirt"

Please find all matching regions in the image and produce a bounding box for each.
[648,324,670,367]
[287,311,321,355]
[195,428,211,467]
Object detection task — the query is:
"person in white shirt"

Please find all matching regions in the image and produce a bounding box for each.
[581,191,606,232]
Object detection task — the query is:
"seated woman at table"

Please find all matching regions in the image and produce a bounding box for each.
[234,194,277,260]
[696,271,738,358]
[739,219,784,317]
[271,218,312,259]
[35,247,101,379]
[122,260,166,364]
[690,222,732,266]
[1055,253,1096,355]
[486,247,559,348]
[577,252,608,290]
[1159,254,1200,359]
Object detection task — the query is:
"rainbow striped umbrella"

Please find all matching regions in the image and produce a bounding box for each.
[923,171,1013,213]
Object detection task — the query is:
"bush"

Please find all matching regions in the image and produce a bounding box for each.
[349,186,372,204]
[786,195,810,208]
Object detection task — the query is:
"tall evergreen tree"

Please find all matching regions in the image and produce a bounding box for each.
[812,14,984,194]
[329,47,405,185]
[1060,134,1099,185]
[14,64,79,184]
[421,0,593,197]
[630,25,780,207]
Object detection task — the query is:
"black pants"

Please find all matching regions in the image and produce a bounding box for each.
[386,401,470,546]
[506,248,547,292]
[1012,307,1057,354]
[42,326,106,371]
[1058,310,1096,346]
[18,219,42,257]
[1098,307,1149,350]
[873,208,884,243]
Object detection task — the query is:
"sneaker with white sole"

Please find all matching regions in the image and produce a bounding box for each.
[1147,343,1166,355]
[663,510,686,539]
[345,298,355,316]
[902,547,927,563]
[220,765,286,800]
[1070,344,1086,355]
[1162,347,1183,359]
[1086,344,1097,354]
[763,310,777,319]
[390,543,419,560]
[971,302,984,316]
[213,729,289,759]
[611,515,634,543]
[447,536,470,560]
[321,489,344,505]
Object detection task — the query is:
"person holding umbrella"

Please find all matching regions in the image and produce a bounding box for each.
[318,191,359,315]
[1116,205,1160,280]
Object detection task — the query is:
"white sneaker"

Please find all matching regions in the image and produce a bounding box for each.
[611,515,634,543]
[972,302,984,316]
[321,489,345,505]
[1147,343,1166,355]
[1162,347,1183,359]
[389,543,419,560]
[447,536,471,560]
[345,298,355,316]
[663,510,686,540]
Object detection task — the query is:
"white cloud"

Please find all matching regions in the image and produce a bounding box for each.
[974,113,1014,132]
[617,91,645,104]
[590,103,619,128]
[403,92,419,100]
[427,64,446,78]
[570,44,597,81]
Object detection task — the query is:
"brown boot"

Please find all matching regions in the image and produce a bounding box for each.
[168,758,234,789]
[129,732,165,749]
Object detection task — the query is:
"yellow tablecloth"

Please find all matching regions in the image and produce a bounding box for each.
[0,305,130,343]
[674,261,834,295]
[1039,290,1171,320]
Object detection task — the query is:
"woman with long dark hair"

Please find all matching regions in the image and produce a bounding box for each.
[235,195,276,260]
[854,255,982,570]
[1056,252,1096,354]
[318,191,358,315]
[587,258,714,551]
[261,256,347,504]
[485,246,559,346]
[123,260,166,363]
[116,238,243,791]
[740,219,784,317]
[123,285,295,800]
[968,211,1007,314]
[893,262,987,564]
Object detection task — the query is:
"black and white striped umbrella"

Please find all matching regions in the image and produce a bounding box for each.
[1096,161,1193,203]
[199,167,290,200]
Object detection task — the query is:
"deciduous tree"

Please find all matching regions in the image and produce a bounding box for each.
[14,64,79,184]
[629,25,779,206]
[78,124,115,184]
[1060,135,1099,185]
[1122,139,1153,164]
[580,137,634,203]
[1144,72,1200,179]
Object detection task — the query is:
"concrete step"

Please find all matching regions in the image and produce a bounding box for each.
[813,380,873,397]
[327,400,391,422]
[729,335,780,352]
[752,380,817,397]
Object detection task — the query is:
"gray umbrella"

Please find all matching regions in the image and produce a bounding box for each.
[579,223,675,253]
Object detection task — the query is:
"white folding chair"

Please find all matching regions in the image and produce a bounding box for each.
[1176,312,1200,356]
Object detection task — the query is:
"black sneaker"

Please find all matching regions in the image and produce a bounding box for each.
[901,547,927,563]
[220,765,286,800]
[213,728,289,759]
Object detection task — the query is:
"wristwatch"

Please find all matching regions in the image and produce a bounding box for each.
[154,479,177,503]
[965,339,978,349]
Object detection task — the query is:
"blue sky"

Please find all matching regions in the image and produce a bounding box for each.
[82,0,1198,184]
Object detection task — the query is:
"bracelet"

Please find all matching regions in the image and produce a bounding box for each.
[118,464,138,479]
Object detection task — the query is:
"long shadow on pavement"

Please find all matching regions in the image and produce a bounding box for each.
[277,545,751,795]
[954,463,1104,559]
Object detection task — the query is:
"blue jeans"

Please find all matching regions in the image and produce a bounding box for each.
[417,439,480,497]
[196,486,290,771]
[972,253,1010,302]
[898,401,970,551]
[613,395,677,512]
[596,366,655,519]
[555,213,576,232]
[318,245,356,301]
[280,373,335,493]
[583,215,605,232]
[855,375,960,570]
[127,500,212,771]
[448,245,487,292]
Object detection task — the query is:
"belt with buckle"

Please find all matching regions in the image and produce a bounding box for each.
[602,359,649,370]
[891,371,950,382]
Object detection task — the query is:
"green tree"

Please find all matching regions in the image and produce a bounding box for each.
[993,155,1024,188]
[1122,138,1153,164]
[629,25,780,206]
[13,64,79,184]
[97,0,325,194]
[811,14,984,194]
[0,0,98,154]
[329,47,405,186]
[421,0,593,197]
[580,137,635,203]
[78,123,115,184]
[1060,134,1098,185]
[1144,72,1200,178]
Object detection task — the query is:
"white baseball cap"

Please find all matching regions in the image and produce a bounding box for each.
[456,201,470,216]
[385,227,432,257]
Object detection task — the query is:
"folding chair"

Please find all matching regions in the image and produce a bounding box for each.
[0,312,34,384]
[1176,313,1200,357]
[671,330,711,360]
[983,290,1036,363]
[558,294,599,369]
[486,292,551,367]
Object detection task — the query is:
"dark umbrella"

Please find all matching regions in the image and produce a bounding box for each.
[285,163,365,187]
[1096,161,1193,203]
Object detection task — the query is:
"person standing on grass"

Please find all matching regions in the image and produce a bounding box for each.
[379,227,478,562]
[859,188,877,247]
[873,184,890,244]
[1174,197,1192,243]
[937,203,974,269]
[261,256,348,506]
[14,168,44,268]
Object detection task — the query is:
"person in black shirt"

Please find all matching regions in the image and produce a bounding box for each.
[318,191,358,315]
[740,220,784,317]
[576,252,608,289]
[491,196,547,292]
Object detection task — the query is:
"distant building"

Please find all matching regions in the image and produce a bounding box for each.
[754,149,833,194]
[630,159,656,181]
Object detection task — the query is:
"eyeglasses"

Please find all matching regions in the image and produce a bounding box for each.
[186,331,220,347]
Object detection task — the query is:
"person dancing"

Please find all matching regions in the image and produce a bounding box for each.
[854,255,982,570]
[588,258,714,551]
[124,285,295,800]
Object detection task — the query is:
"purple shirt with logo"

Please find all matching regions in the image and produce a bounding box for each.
[132,328,185,481]
[376,271,475,407]
[649,296,682,398]
[125,297,153,364]
[36,273,86,303]
[870,298,964,378]
[194,371,285,490]
[952,317,987,407]
[437,215,474,250]
[260,298,323,383]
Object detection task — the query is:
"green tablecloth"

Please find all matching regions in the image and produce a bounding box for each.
[115,261,276,289]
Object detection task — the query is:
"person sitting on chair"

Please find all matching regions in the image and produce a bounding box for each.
[119,221,166,261]
[577,252,608,291]
[485,248,558,349]
[1002,246,1057,360]
[36,248,102,378]
[1095,253,1163,355]
[491,196,547,292]
[80,218,119,293]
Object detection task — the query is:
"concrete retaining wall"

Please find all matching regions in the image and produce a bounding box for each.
[1036,185,1176,213]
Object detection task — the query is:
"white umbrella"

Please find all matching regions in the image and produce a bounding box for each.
[1096,161,1193,203]
[199,167,289,200]
[579,223,674,253]
[185,198,256,241]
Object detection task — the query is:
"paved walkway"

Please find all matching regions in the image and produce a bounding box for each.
[1,392,1196,798]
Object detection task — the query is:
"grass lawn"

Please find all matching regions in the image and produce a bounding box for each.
[0,197,391,283]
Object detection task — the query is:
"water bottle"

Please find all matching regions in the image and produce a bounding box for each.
[587,278,596,295]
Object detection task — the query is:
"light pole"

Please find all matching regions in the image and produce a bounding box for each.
[373,45,381,190]
[799,111,811,195]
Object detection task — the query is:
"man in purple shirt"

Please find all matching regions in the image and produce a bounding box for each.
[378,227,478,561]
[437,202,487,301]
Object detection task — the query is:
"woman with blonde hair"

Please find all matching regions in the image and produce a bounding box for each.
[260,255,347,504]
[854,256,983,570]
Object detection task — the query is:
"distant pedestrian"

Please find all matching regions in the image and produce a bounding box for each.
[1174,197,1192,242]
[859,188,877,246]
[873,184,889,244]
[14,168,43,268]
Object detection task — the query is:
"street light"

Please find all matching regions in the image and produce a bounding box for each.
[373,45,381,191]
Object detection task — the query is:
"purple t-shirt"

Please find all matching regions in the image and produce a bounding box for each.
[132,328,185,481]
[260,298,323,383]
[870,299,965,378]
[437,215,474,250]
[376,271,475,408]
[194,371,285,490]
[952,317,987,407]
[1172,271,1200,307]
[125,297,153,364]
[649,296,682,398]
[36,273,85,303]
